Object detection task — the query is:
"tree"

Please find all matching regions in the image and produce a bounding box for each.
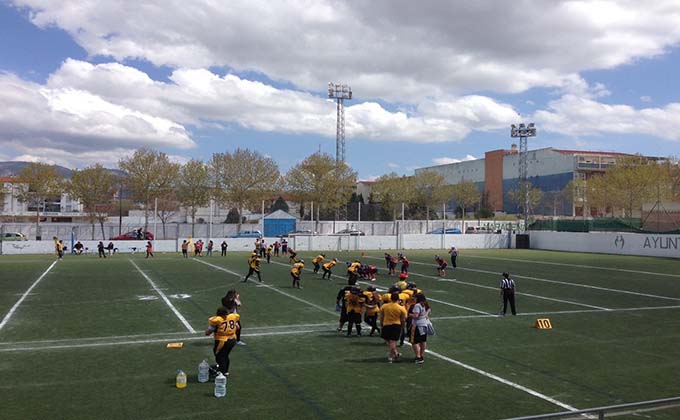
[156,192,180,239]
[67,164,118,240]
[285,152,357,220]
[271,196,290,213]
[451,180,481,220]
[119,149,180,230]
[605,156,657,218]
[177,159,210,236]
[371,173,415,220]
[507,183,543,218]
[210,148,280,232]
[16,163,63,239]
[412,170,449,219]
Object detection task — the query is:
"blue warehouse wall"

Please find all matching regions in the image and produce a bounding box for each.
[503,172,574,215]
[264,219,296,237]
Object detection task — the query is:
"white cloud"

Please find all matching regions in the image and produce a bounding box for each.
[640,96,652,103]
[432,155,477,165]
[46,60,519,143]
[0,71,195,166]
[387,162,400,169]
[534,94,680,140]
[11,1,680,101]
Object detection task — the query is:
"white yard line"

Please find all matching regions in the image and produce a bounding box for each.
[129,259,196,333]
[0,327,333,352]
[463,254,680,278]
[425,348,579,413]
[430,304,680,321]
[453,265,680,303]
[356,280,493,315]
[0,259,58,331]
[195,258,337,316]
[366,257,611,311]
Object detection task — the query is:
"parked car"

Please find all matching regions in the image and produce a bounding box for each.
[1,232,28,241]
[112,230,154,240]
[465,226,481,234]
[334,229,365,236]
[282,230,317,237]
[229,230,262,238]
[426,228,462,234]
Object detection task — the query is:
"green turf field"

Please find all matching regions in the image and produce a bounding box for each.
[1,249,680,419]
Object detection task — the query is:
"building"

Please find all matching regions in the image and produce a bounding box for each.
[1,177,83,222]
[416,147,640,217]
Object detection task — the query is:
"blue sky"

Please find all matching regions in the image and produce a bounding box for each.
[1,1,680,179]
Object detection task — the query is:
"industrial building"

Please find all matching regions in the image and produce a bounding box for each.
[415,146,637,216]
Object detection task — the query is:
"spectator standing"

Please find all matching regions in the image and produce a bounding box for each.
[221,240,228,256]
[448,246,458,269]
[107,241,116,256]
[181,240,189,258]
[410,294,431,364]
[145,241,154,258]
[97,241,106,258]
[273,241,280,257]
[207,240,214,257]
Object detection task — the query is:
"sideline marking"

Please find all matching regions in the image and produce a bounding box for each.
[425,347,579,413]
[129,260,196,333]
[463,254,680,279]
[448,264,680,303]
[0,327,333,352]
[366,257,611,311]
[0,259,58,331]
[195,258,337,316]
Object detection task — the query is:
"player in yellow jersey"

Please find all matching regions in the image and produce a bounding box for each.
[344,287,365,336]
[243,252,262,283]
[291,260,305,289]
[265,245,273,263]
[322,258,338,280]
[312,254,325,273]
[380,292,407,363]
[205,307,240,376]
[363,285,381,336]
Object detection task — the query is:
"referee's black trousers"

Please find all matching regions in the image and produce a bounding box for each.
[502,290,516,315]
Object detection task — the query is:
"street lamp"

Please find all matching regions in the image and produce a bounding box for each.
[510,123,537,231]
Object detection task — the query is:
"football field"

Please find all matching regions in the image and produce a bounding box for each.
[2,249,680,419]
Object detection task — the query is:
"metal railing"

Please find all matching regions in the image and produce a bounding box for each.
[502,396,680,420]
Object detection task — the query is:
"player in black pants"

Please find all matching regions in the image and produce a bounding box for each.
[500,272,517,316]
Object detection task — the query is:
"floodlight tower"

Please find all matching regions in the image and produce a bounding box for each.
[328,83,352,164]
[511,122,537,231]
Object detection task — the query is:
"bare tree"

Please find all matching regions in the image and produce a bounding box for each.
[68,164,117,239]
[16,163,64,239]
[178,159,210,236]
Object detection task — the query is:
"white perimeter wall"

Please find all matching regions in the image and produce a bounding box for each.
[530,231,680,259]
[0,234,512,255]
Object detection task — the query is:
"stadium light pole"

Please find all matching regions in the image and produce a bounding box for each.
[328,83,352,164]
[511,122,537,232]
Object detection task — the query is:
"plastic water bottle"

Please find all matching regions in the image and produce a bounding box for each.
[214,372,227,397]
[175,369,187,389]
[198,360,209,383]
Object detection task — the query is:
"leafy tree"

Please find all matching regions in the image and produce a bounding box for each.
[451,180,481,220]
[412,170,449,220]
[271,196,290,213]
[604,156,656,218]
[371,173,414,220]
[16,162,64,239]
[285,152,356,220]
[507,182,543,218]
[178,159,210,236]
[211,148,280,232]
[67,164,118,240]
[119,148,180,230]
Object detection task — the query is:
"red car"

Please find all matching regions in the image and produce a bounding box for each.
[112,230,154,241]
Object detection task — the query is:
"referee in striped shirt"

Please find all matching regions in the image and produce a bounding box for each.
[500,272,517,316]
